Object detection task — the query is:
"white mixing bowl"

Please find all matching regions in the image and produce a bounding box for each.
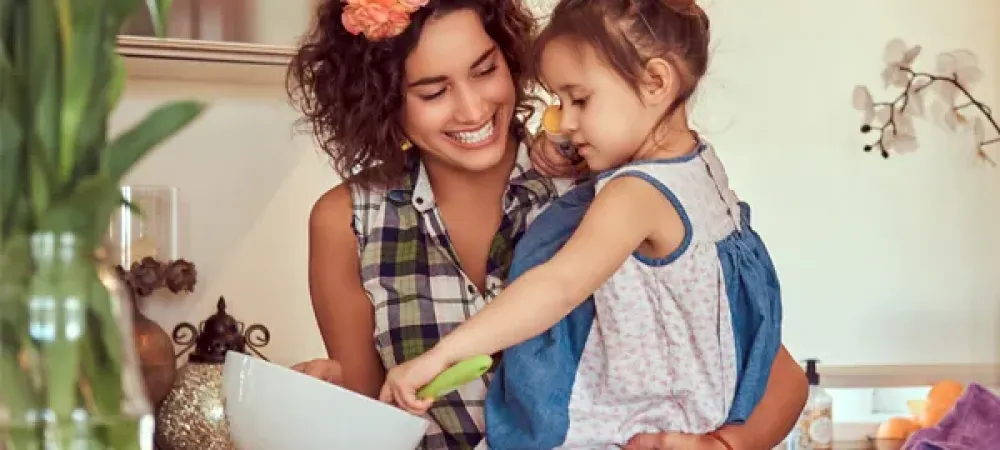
[222,351,430,449]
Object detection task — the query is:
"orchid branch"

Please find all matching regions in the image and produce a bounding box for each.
[853,39,997,164]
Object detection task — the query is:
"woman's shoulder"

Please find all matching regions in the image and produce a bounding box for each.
[310,183,355,235]
[313,169,397,215]
[313,171,405,245]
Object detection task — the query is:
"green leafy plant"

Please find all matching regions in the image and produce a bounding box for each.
[0,0,205,448]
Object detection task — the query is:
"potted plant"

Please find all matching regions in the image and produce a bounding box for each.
[0,1,205,448]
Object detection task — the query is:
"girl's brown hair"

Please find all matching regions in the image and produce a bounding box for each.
[533,0,711,119]
[287,0,538,189]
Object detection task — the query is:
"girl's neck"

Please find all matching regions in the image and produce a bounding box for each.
[423,132,519,205]
[631,108,699,162]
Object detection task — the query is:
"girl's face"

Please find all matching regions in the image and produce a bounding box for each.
[400,9,517,174]
[539,38,671,171]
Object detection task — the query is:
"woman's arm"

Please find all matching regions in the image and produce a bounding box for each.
[714,345,808,449]
[625,345,807,450]
[430,176,676,364]
[303,184,386,398]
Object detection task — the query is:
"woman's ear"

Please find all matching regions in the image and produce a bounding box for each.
[640,57,678,106]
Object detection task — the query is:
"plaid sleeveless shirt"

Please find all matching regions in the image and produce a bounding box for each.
[349,142,564,449]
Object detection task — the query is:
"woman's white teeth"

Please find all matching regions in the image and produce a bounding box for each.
[449,120,494,144]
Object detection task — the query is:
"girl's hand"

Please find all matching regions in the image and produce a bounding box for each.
[530,131,586,178]
[624,432,728,450]
[378,351,449,415]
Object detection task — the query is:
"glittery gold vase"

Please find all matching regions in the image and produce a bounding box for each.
[153,298,270,450]
[154,362,234,450]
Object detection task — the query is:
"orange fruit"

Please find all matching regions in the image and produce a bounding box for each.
[907,399,926,418]
[876,417,921,439]
[927,380,964,406]
[918,401,952,428]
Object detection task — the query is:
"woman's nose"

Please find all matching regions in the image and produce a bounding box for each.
[452,83,489,124]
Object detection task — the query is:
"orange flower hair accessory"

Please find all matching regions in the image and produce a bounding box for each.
[342,0,429,41]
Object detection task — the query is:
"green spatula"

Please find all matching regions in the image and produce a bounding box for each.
[416,355,493,400]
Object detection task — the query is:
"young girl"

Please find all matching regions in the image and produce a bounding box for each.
[380,0,784,447]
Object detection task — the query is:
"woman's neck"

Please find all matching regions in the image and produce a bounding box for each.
[423,132,519,205]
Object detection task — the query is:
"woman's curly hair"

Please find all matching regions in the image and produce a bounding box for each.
[287,0,539,189]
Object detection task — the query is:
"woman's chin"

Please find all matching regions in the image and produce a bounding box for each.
[442,135,512,173]
[457,145,510,173]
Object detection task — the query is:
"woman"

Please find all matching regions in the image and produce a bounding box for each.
[287,0,808,449]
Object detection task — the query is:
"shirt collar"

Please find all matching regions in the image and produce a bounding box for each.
[387,141,553,213]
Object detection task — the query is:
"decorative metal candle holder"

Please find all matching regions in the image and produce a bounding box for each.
[154,297,270,450]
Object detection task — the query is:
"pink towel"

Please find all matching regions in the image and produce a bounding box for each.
[903,383,1000,450]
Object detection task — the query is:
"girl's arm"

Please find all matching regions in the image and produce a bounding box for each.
[430,175,678,365]
[381,176,675,411]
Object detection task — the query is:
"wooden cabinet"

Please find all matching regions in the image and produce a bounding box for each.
[117,0,309,85]
[120,0,313,47]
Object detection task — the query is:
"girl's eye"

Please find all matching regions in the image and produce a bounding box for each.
[571,97,588,107]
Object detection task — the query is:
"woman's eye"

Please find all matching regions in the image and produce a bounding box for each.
[419,89,447,101]
[475,64,497,77]
[571,97,588,107]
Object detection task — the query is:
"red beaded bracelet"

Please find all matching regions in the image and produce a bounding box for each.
[707,431,734,450]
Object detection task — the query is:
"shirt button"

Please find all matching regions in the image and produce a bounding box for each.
[467,285,475,294]
[415,197,424,204]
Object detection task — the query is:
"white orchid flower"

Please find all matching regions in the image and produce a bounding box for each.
[881,38,921,88]
[852,85,875,123]
[934,50,981,105]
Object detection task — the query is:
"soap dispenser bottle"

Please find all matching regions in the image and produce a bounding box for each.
[787,359,833,450]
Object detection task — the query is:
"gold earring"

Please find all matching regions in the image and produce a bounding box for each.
[401,139,413,151]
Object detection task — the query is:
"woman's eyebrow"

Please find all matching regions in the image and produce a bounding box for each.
[407,46,497,88]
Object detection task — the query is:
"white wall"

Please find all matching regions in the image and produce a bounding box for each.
[113,80,336,365]
[695,0,1000,366]
[116,0,1000,370]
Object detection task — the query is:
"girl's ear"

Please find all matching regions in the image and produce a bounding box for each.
[640,57,679,106]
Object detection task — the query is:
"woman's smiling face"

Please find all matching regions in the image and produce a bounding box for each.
[400,8,518,173]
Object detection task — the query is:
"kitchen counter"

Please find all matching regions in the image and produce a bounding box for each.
[775,439,904,450]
